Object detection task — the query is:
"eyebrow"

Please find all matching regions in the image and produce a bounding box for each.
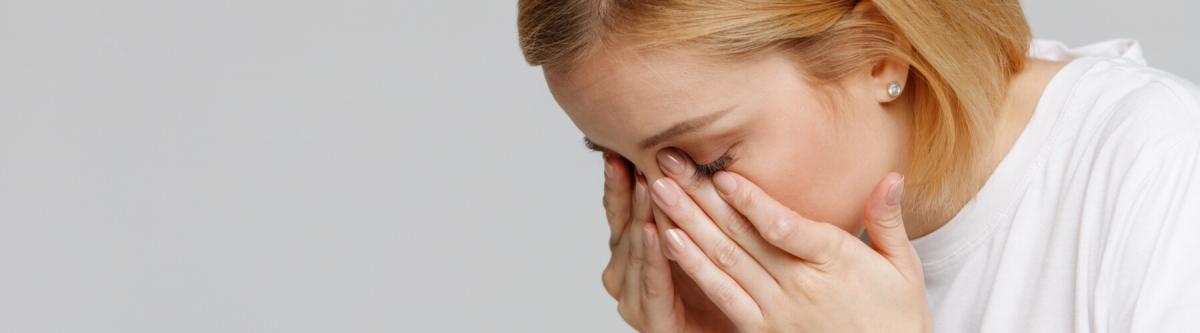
[583,108,733,153]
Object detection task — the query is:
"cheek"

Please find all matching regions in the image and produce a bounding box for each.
[734,103,886,234]
[739,140,870,234]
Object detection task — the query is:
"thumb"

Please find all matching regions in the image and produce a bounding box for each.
[864,172,921,276]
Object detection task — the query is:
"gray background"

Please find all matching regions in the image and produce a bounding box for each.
[0,1,1194,332]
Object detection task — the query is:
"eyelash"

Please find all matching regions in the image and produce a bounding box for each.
[586,137,733,177]
[694,151,732,177]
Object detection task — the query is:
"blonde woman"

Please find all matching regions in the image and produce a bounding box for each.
[518,0,1200,331]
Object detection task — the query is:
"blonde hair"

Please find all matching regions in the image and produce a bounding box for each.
[519,0,1031,216]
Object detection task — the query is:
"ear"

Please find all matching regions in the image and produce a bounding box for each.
[843,0,912,104]
[870,55,911,103]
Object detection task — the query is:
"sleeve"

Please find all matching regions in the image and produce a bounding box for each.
[1106,135,1200,332]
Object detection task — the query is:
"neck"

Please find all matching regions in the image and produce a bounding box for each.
[901,58,1068,239]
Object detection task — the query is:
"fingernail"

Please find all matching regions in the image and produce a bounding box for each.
[664,229,686,256]
[650,178,678,207]
[887,176,905,207]
[634,176,648,201]
[604,160,615,179]
[713,171,736,196]
[656,149,688,177]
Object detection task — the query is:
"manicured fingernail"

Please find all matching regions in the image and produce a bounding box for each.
[634,176,648,201]
[604,160,614,179]
[650,178,678,207]
[656,149,688,177]
[713,171,736,196]
[887,176,905,207]
[664,229,686,255]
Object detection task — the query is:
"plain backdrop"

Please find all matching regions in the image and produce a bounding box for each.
[0,1,1195,332]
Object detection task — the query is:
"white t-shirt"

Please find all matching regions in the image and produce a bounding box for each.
[915,39,1200,332]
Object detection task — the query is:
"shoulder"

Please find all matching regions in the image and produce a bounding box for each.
[1073,57,1200,131]
[1048,57,1200,174]
[1024,44,1200,328]
[1059,57,1200,211]
[1063,61,1200,329]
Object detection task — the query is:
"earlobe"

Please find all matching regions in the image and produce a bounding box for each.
[871,57,910,103]
[884,81,904,102]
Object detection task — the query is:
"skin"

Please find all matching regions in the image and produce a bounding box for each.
[551,43,913,235]
[599,157,736,332]
[549,32,1066,333]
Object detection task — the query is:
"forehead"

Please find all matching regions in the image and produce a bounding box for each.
[546,44,781,153]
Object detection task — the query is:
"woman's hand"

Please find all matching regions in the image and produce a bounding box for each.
[599,154,735,333]
[647,149,932,333]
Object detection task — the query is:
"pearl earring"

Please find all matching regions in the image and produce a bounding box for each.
[887,81,903,98]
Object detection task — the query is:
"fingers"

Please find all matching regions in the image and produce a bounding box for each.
[651,203,676,260]
[712,171,845,265]
[656,149,792,276]
[662,228,763,327]
[632,175,654,235]
[602,223,632,299]
[602,155,687,332]
[640,223,683,332]
[650,176,782,300]
[603,154,634,250]
[862,173,922,279]
[601,154,634,299]
[620,176,650,307]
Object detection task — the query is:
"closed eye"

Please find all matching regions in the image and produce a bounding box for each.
[694,151,732,177]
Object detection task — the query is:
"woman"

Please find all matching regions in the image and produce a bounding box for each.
[518,0,1200,331]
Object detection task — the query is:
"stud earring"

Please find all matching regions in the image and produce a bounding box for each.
[887,81,903,98]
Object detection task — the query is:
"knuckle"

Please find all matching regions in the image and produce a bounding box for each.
[631,204,650,223]
[684,207,714,228]
[604,170,623,189]
[783,266,807,292]
[723,212,753,239]
[610,227,628,251]
[814,224,847,265]
[710,280,738,307]
[616,302,643,329]
[616,301,634,321]
[605,206,622,224]
[713,239,741,270]
[787,266,822,301]
[733,186,753,207]
[640,274,662,300]
[602,267,621,298]
[763,215,796,245]
[628,249,646,267]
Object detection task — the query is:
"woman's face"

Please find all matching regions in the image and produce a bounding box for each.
[546,44,912,233]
